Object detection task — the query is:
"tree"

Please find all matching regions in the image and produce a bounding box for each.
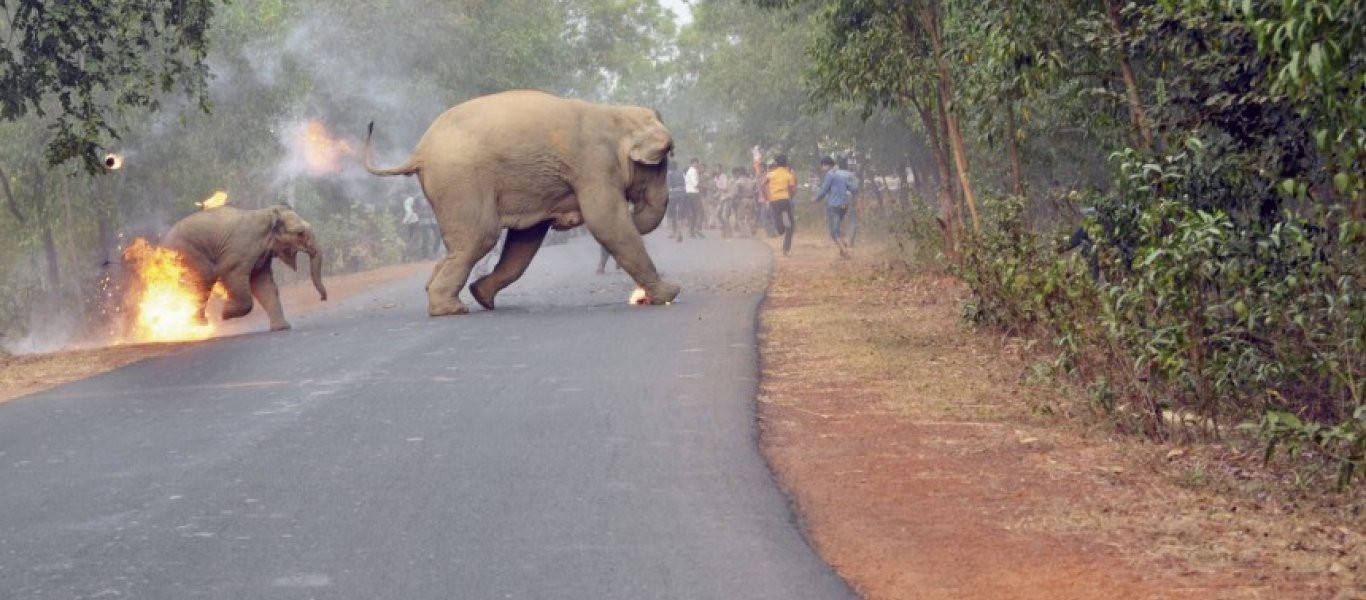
[0,1,218,171]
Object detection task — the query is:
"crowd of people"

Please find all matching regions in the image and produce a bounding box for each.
[664,151,861,259]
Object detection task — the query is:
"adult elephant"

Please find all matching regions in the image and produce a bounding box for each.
[364,90,679,316]
[161,204,327,331]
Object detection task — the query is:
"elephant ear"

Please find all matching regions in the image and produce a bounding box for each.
[269,205,301,271]
[627,122,673,166]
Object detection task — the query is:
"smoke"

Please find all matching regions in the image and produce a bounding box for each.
[2,0,456,353]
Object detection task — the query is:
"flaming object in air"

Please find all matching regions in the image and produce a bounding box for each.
[121,238,215,343]
[292,119,356,176]
[197,191,228,210]
[104,153,123,170]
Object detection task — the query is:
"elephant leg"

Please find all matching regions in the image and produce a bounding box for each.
[426,212,499,317]
[219,270,254,321]
[190,280,212,325]
[469,221,551,310]
[580,185,681,304]
[249,265,290,331]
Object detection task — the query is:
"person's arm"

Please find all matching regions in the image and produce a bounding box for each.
[786,172,797,199]
[814,171,834,203]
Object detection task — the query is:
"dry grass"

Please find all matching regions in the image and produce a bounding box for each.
[758,231,1362,600]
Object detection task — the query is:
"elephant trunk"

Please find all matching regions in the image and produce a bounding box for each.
[631,187,669,235]
[307,237,327,301]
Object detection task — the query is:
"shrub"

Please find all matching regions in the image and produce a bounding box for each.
[957,142,1365,488]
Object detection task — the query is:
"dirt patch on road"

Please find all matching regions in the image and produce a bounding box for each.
[758,233,1359,599]
[0,261,432,403]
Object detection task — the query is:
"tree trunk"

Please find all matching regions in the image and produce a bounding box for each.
[0,163,23,223]
[27,164,58,291]
[932,93,964,233]
[921,6,980,233]
[897,152,913,209]
[912,92,959,256]
[1004,98,1025,197]
[41,220,59,292]
[1104,0,1154,151]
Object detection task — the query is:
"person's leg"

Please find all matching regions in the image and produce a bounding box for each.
[834,206,850,257]
[826,205,841,243]
[848,200,860,247]
[783,200,795,255]
[597,244,610,274]
[773,199,794,255]
[667,193,680,238]
[720,199,733,237]
[691,194,705,237]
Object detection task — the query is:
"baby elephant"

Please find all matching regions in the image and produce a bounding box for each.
[161,204,327,331]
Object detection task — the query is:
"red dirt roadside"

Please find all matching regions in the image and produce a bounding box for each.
[757,233,1359,600]
[0,261,432,403]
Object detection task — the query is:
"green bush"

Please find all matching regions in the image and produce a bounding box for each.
[957,143,1365,488]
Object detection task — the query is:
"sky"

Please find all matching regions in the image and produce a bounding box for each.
[660,0,694,26]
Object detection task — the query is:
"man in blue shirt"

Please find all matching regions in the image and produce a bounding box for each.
[813,156,857,258]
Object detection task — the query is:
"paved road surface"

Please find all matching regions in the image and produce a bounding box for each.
[0,233,855,600]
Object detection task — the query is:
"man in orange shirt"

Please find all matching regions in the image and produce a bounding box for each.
[763,153,798,256]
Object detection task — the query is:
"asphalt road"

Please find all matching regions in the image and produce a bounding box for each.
[0,233,856,600]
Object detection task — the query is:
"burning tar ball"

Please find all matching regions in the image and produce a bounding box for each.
[104,153,124,170]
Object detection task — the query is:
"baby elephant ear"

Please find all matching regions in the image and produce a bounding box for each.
[628,123,673,165]
[269,204,288,234]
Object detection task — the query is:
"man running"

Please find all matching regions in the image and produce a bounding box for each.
[763,153,797,256]
[813,156,856,258]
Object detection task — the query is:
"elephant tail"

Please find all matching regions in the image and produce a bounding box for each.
[363,121,419,177]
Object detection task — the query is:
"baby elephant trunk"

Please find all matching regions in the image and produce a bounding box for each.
[307,237,327,301]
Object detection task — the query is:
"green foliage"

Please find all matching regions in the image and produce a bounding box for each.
[312,205,404,274]
[1251,405,1366,491]
[959,141,1365,486]
[0,0,217,171]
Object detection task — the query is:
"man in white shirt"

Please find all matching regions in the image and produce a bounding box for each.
[681,158,702,242]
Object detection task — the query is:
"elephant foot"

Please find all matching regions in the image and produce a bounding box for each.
[222,303,253,321]
[468,279,498,311]
[428,300,471,317]
[644,281,681,305]
[269,321,292,332]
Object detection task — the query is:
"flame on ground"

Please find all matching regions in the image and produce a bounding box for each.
[197,191,228,210]
[121,239,216,343]
[294,119,356,176]
[628,287,673,306]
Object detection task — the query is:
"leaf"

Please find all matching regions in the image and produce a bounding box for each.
[1332,172,1350,196]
